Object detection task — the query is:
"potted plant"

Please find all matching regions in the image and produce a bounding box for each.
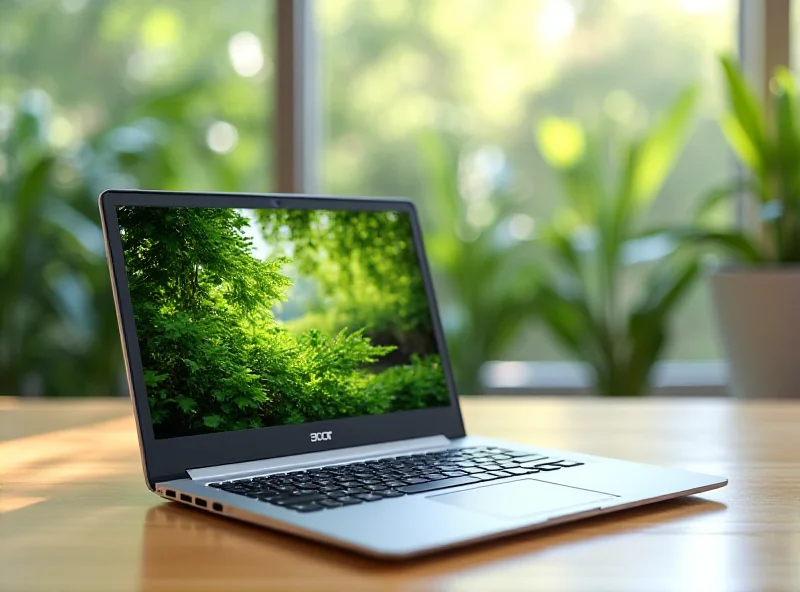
[533,87,701,396]
[688,57,800,398]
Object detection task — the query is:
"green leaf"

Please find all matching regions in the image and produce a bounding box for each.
[177,397,196,413]
[631,85,699,205]
[534,282,605,371]
[203,415,222,429]
[695,179,761,218]
[667,227,764,262]
[144,370,168,388]
[720,55,768,177]
[625,260,700,396]
[773,67,800,201]
[721,113,764,177]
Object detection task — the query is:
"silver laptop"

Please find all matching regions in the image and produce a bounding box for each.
[100,189,727,559]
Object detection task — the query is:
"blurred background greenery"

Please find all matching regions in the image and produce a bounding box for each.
[0,0,747,396]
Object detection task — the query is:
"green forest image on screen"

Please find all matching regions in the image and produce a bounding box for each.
[118,206,449,439]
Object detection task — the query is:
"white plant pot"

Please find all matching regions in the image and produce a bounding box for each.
[711,268,800,398]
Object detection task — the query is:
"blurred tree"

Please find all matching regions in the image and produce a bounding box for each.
[0,0,271,395]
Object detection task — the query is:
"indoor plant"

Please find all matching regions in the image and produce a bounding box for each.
[533,87,701,396]
[688,57,800,398]
[418,134,539,395]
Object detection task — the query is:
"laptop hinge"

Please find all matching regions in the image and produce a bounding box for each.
[186,435,451,482]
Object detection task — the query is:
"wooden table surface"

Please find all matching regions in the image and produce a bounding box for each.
[1,396,798,592]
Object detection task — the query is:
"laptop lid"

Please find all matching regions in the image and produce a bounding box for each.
[100,190,465,488]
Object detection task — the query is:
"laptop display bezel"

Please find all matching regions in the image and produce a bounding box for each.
[100,190,466,487]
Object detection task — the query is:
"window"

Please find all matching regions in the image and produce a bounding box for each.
[317,0,736,372]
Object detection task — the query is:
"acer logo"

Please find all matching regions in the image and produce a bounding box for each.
[310,431,332,442]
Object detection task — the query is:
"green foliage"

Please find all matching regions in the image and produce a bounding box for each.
[364,355,449,412]
[533,87,701,396]
[0,93,121,396]
[257,209,436,362]
[686,56,800,263]
[121,207,449,437]
[417,134,539,395]
[0,1,268,396]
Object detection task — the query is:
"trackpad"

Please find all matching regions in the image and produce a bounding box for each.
[428,479,617,520]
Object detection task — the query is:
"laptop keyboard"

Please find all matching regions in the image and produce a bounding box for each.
[207,446,584,513]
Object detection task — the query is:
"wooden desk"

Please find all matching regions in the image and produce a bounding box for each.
[1,397,798,591]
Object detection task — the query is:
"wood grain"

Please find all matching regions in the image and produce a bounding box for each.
[1,397,798,591]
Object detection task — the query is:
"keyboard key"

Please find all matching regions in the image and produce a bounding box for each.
[512,455,550,464]
[504,467,534,476]
[337,496,363,505]
[472,472,501,481]
[326,491,347,498]
[258,493,284,502]
[479,464,502,471]
[383,480,406,488]
[365,484,388,492]
[442,470,467,477]
[319,499,344,508]
[381,490,405,498]
[356,493,384,502]
[291,503,323,513]
[399,475,480,494]
[289,489,317,496]
[272,493,326,506]
[343,488,368,496]
[532,465,562,471]
[554,460,584,468]
[488,470,512,478]
[461,467,484,475]
[498,462,520,469]
[403,477,429,485]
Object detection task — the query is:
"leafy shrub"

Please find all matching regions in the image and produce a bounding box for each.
[365,355,450,412]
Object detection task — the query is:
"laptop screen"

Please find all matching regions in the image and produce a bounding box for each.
[116,205,450,439]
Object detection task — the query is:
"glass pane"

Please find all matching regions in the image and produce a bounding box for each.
[0,0,271,395]
[318,0,736,391]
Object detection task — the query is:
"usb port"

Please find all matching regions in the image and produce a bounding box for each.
[180,493,192,503]
[195,498,207,508]
[165,490,176,498]
[212,502,223,512]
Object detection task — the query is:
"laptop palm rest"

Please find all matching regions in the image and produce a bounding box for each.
[427,479,617,520]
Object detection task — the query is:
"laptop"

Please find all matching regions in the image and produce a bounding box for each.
[100,189,727,559]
